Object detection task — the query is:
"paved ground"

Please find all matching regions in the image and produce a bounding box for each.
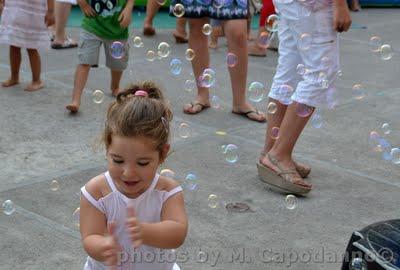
[1,8,400,270]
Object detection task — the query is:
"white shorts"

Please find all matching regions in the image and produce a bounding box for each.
[269,0,339,108]
[56,0,77,4]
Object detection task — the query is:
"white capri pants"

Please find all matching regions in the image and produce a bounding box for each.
[269,0,340,108]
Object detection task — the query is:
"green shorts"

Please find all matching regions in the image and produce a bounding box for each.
[77,30,129,71]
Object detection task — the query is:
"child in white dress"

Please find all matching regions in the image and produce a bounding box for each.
[80,81,188,270]
[0,0,54,91]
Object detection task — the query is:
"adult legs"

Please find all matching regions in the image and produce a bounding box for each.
[224,19,265,122]
[52,1,77,46]
[183,18,211,113]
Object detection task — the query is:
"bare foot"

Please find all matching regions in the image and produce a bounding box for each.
[24,81,44,92]
[66,103,79,113]
[260,153,312,189]
[2,78,19,87]
[248,42,267,57]
[172,30,188,44]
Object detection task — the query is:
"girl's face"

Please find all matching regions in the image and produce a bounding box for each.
[107,135,169,199]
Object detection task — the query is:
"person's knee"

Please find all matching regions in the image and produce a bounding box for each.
[228,29,247,46]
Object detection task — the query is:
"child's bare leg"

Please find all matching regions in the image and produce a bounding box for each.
[209,25,223,49]
[247,15,254,41]
[110,69,123,96]
[66,64,91,112]
[2,46,21,87]
[25,48,43,91]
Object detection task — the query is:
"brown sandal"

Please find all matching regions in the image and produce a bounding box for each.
[260,151,311,178]
[257,153,312,196]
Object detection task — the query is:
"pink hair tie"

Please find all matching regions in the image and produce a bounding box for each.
[135,90,148,97]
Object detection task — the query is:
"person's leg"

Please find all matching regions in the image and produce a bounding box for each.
[264,98,288,153]
[66,64,91,112]
[110,70,123,96]
[53,2,77,46]
[173,18,188,43]
[143,0,160,36]
[209,19,223,49]
[2,46,21,87]
[183,18,211,114]
[224,19,265,122]
[25,49,44,91]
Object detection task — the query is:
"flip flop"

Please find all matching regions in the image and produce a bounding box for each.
[183,101,210,114]
[143,26,155,36]
[257,153,312,196]
[232,109,266,123]
[51,38,78,49]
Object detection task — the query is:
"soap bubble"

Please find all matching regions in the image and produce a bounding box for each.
[271,127,280,139]
[296,103,313,117]
[352,84,365,100]
[285,195,297,210]
[92,89,104,104]
[2,200,15,215]
[132,36,143,47]
[258,31,272,49]
[298,33,312,51]
[160,169,175,179]
[391,148,400,164]
[248,81,265,102]
[110,41,125,59]
[202,24,212,35]
[296,64,306,75]
[211,95,222,109]
[267,101,277,114]
[170,58,182,75]
[146,50,156,62]
[208,194,219,208]
[199,68,216,87]
[349,257,367,270]
[184,79,195,92]
[380,44,393,61]
[310,113,323,128]
[318,72,329,89]
[177,122,192,138]
[183,173,197,191]
[226,53,238,68]
[265,14,279,32]
[185,48,195,61]
[172,4,185,17]
[72,207,80,228]
[222,144,239,163]
[50,180,60,191]
[277,84,294,105]
[381,123,391,135]
[369,36,382,52]
[157,42,171,58]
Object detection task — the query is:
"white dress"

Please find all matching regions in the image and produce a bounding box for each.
[81,171,183,270]
[0,0,50,50]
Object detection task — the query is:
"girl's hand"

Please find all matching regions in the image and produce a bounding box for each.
[78,0,96,17]
[126,206,142,248]
[333,2,352,32]
[118,8,132,29]
[102,222,122,268]
[45,10,55,26]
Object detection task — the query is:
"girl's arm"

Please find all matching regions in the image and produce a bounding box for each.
[141,191,188,249]
[80,179,120,265]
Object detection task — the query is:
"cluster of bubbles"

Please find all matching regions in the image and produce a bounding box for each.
[368,124,400,164]
[369,36,393,60]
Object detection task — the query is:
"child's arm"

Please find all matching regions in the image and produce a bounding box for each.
[45,0,55,26]
[126,182,188,249]
[118,0,134,28]
[77,0,96,17]
[80,179,121,266]
[333,0,352,32]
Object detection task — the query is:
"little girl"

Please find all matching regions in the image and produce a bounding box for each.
[80,81,187,270]
[0,0,54,91]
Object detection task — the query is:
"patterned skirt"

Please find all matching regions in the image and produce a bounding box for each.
[169,0,249,19]
[0,0,50,50]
